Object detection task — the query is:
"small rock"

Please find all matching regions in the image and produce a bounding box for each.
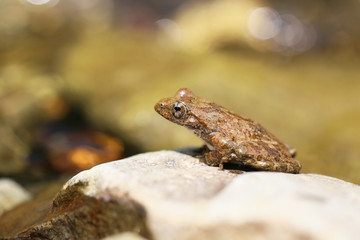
[102,232,148,240]
[3,151,360,240]
[0,179,31,215]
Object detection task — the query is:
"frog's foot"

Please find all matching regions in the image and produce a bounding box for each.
[203,151,221,167]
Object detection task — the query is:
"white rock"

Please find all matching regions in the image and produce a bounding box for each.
[102,232,148,240]
[0,178,31,215]
[64,150,360,240]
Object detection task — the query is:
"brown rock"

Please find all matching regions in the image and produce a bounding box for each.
[1,181,152,240]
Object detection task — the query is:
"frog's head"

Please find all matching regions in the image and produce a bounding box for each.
[154,88,203,129]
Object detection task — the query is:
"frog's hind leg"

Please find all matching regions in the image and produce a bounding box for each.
[234,141,301,173]
[240,157,301,174]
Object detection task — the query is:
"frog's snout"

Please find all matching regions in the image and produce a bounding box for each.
[154,101,165,114]
[154,98,171,117]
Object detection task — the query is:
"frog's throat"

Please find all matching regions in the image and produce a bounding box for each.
[189,128,214,150]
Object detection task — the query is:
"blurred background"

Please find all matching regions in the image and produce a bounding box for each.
[0,0,359,189]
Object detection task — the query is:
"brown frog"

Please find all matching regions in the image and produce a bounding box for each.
[154,88,301,173]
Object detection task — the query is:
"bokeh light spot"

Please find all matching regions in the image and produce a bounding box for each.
[247,7,281,40]
[26,0,51,5]
[156,18,182,43]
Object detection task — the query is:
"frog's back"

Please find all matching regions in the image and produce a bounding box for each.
[195,101,279,140]
[192,100,293,158]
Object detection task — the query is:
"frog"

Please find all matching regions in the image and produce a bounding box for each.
[154,88,301,173]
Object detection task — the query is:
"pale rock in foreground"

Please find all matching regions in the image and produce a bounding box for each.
[8,151,360,239]
[64,150,360,240]
[102,232,148,240]
[0,178,31,215]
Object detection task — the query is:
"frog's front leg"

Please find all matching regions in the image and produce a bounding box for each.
[203,132,235,169]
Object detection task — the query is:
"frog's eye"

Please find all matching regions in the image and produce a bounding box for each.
[172,101,187,119]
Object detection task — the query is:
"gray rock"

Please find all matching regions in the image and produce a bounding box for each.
[0,178,31,215]
[62,151,360,240]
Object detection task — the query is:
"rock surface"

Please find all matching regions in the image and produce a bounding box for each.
[2,150,360,240]
[0,178,31,215]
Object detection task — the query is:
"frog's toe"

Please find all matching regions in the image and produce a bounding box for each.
[218,163,224,170]
[203,152,221,166]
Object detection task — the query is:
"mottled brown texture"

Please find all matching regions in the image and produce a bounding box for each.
[0,181,152,240]
[155,88,301,173]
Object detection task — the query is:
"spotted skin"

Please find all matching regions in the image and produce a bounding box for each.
[154,88,301,173]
